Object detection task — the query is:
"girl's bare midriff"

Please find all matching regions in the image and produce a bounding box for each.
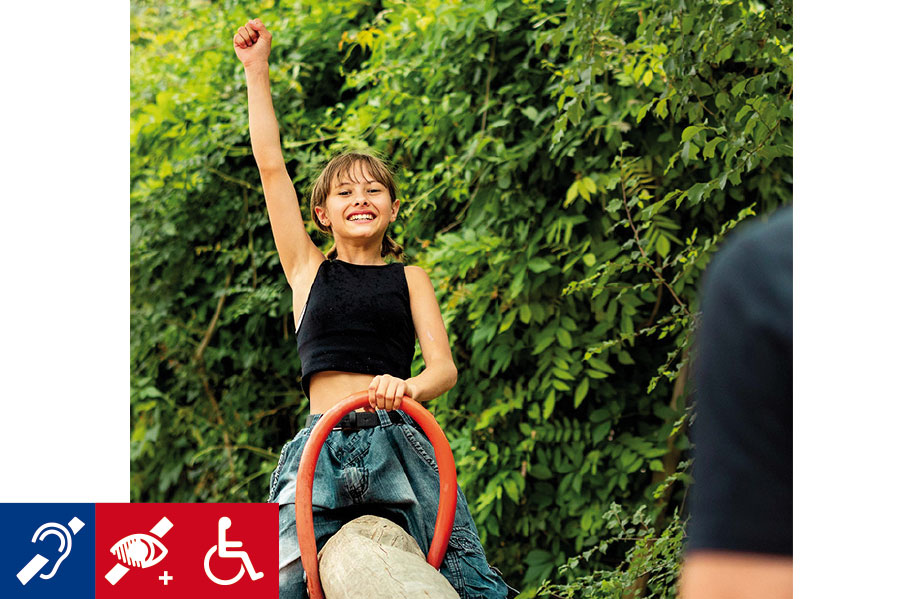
[308,371,379,414]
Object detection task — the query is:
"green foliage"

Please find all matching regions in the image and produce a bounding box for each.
[528,501,687,599]
[131,0,791,594]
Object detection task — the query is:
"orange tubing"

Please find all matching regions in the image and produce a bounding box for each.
[294,391,458,599]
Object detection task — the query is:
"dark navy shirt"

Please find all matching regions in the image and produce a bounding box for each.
[687,207,793,555]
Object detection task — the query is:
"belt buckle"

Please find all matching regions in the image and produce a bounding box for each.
[336,411,358,431]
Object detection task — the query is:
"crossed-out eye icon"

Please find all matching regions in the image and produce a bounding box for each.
[105,516,173,585]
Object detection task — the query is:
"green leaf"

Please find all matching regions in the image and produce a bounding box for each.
[681,125,702,142]
[552,367,575,381]
[565,181,579,206]
[636,102,651,123]
[685,182,707,206]
[619,449,638,469]
[735,104,753,122]
[618,350,635,365]
[731,78,749,96]
[533,330,556,354]
[654,98,668,119]
[551,115,567,144]
[551,378,571,391]
[567,98,585,125]
[703,136,724,159]
[577,179,591,201]
[574,377,590,408]
[542,389,556,419]
[484,9,498,30]
[529,463,553,480]
[499,309,517,333]
[528,257,553,273]
[621,314,634,337]
[714,91,730,111]
[519,303,532,324]
[694,81,714,96]
[715,44,733,63]
[656,235,670,257]
[503,477,520,502]
[525,549,553,565]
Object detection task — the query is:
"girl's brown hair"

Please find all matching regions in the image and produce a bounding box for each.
[309,151,404,261]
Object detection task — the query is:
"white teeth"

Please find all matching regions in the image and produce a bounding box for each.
[349,214,374,221]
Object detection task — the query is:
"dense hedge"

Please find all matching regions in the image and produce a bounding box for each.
[131,0,791,594]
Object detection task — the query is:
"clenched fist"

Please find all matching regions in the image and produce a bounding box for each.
[233,19,272,68]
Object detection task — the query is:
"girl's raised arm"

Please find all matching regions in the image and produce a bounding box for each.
[234,19,323,287]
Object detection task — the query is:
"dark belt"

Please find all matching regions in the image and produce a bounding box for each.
[305,410,405,431]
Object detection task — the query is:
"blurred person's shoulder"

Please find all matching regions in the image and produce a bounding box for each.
[705,207,792,296]
[702,206,792,333]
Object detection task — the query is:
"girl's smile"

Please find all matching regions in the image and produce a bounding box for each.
[347,209,377,222]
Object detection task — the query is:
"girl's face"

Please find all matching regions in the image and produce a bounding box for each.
[314,162,399,244]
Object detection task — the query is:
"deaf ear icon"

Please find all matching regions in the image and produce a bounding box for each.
[16,517,84,586]
[32,523,73,580]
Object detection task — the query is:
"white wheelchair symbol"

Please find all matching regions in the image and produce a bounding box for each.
[203,517,264,586]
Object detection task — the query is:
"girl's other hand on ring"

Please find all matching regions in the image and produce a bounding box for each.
[367,374,408,411]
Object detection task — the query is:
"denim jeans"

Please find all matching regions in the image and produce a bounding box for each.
[268,410,510,599]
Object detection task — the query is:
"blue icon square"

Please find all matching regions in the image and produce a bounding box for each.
[0,504,95,598]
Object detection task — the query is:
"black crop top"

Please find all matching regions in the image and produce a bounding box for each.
[295,259,416,398]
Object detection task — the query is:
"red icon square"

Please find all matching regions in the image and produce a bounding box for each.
[95,503,277,598]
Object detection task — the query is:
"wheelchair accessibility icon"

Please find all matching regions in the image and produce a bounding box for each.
[203,516,264,586]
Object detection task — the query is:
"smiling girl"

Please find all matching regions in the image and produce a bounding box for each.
[234,18,510,599]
